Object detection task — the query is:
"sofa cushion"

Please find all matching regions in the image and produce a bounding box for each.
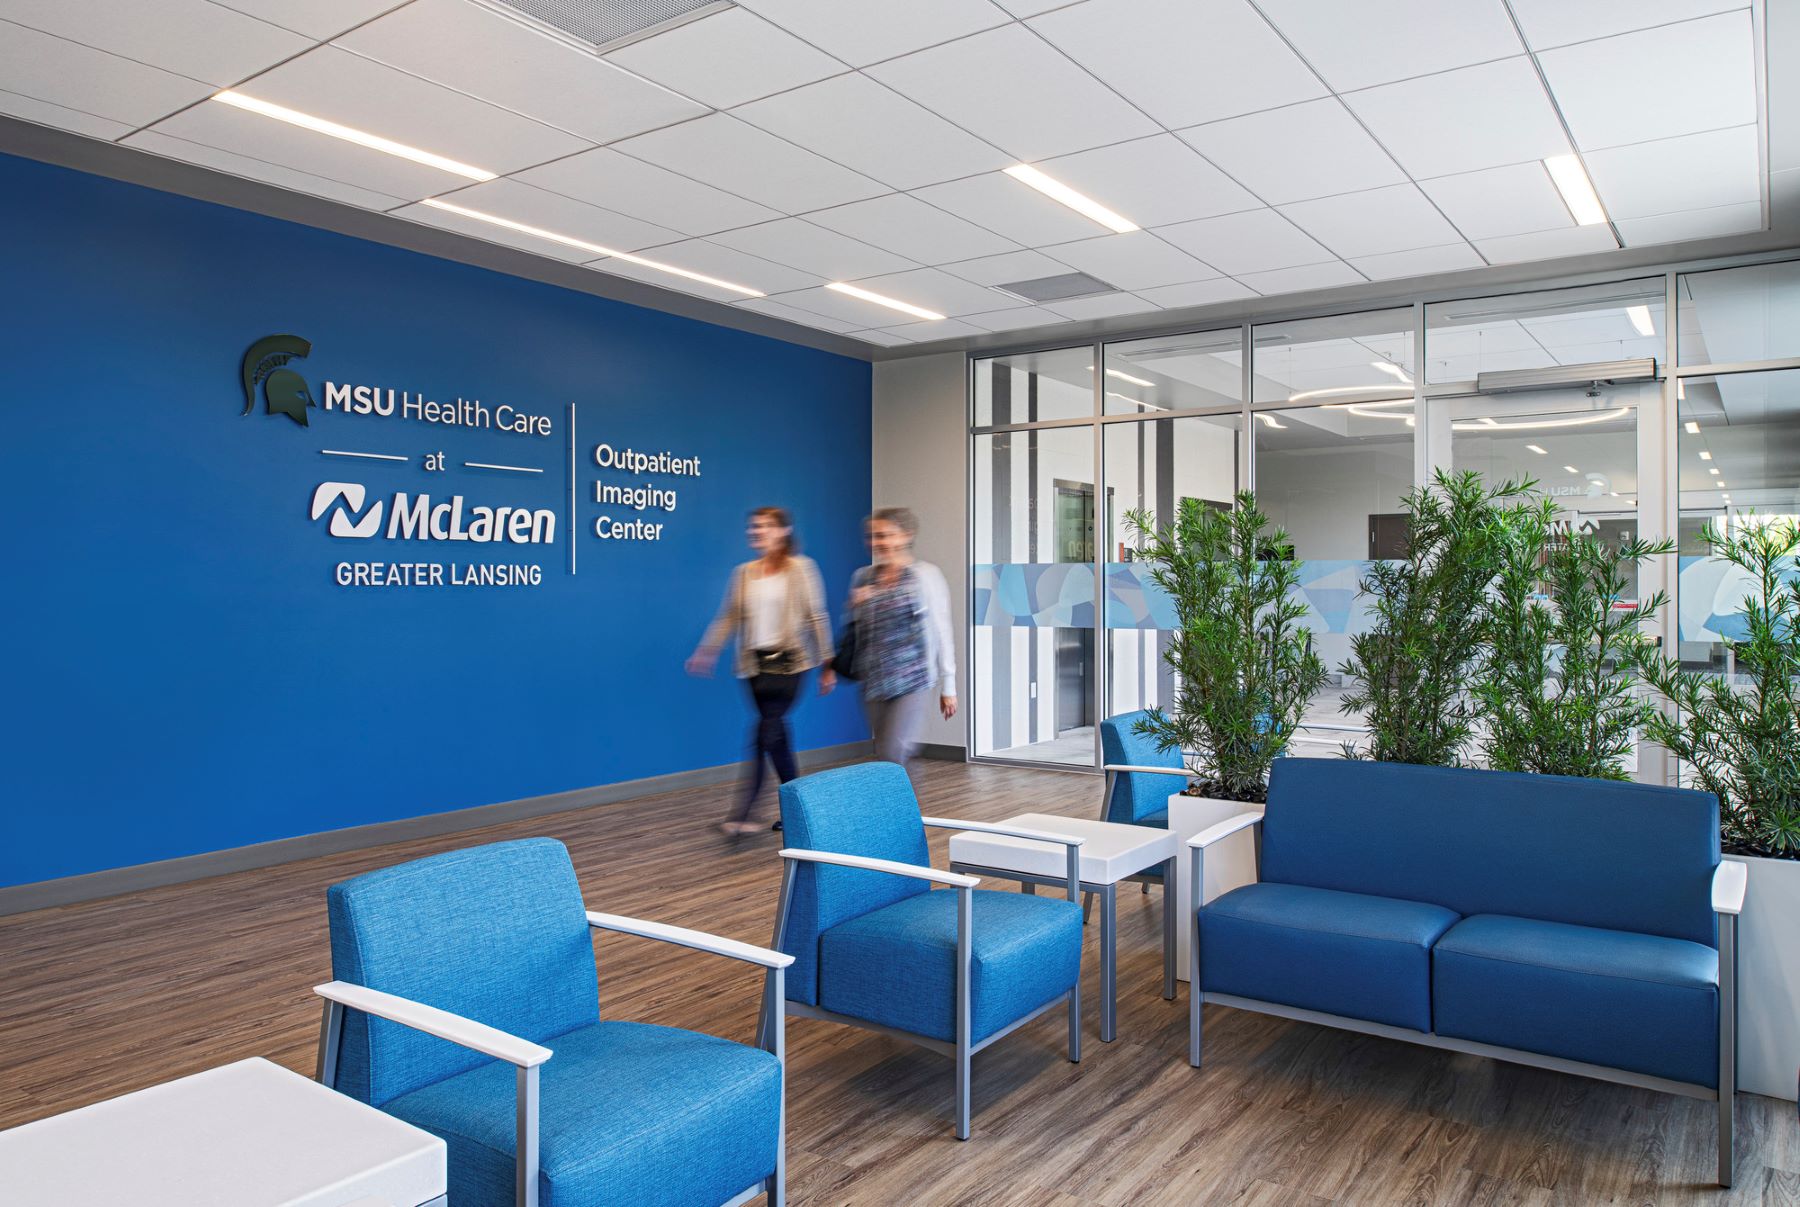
[1433,914,1720,1088]
[819,887,1081,1043]
[384,1020,779,1207]
[1200,883,1459,1032]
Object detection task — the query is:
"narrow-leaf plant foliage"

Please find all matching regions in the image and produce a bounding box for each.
[1636,517,1800,857]
[1339,469,1534,766]
[1475,500,1671,779]
[1126,493,1326,804]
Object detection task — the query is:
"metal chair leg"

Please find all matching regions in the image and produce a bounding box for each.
[1188,849,1204,1069]
[955,886,973,1140]
[1081,891,1094,923]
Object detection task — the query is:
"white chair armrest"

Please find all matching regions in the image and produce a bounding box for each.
[586,911,794,969]
[920,816,1087,848]
[1103,764,1193,778]
[314,981,552,1068]
[1186,811,1264,850]
[779,848,979,888]
[1713,860,1748,916]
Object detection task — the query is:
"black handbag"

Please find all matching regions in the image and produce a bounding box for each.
[831,620,859,680]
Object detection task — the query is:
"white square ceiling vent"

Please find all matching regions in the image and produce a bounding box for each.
[996,272,1119,304]
[482,0,732,51]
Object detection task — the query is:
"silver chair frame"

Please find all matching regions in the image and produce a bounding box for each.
[768,832,1084,1141]
[1186,818,1743,1188]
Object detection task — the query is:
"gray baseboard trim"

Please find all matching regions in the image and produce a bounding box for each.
[0,740,872,917]
[918,743,967,762]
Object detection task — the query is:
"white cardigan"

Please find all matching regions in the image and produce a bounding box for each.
[852,560,957,698]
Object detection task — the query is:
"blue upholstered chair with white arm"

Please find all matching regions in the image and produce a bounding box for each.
[1099,710,1191,830]
[770,762,1084,1139]
[314,837,792,1207]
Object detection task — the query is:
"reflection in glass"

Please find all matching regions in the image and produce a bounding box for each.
[1252,308,1415,408]
[1425,278,1664,384]
[1678,261,1800,366]
[971,346,1094,426]
[1104,328,1242,415]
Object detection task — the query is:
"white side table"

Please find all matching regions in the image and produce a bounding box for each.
[948,812,1179,1042]
[0,1057,446,1207]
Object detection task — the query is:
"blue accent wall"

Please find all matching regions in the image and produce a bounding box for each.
[0,153,872,888]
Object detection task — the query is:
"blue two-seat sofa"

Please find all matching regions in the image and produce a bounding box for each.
[1187,757,1748,1187]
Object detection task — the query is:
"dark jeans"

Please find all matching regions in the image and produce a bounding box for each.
[733,671,803,822]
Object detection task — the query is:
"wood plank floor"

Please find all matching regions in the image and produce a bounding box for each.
[3,758,1796,1204]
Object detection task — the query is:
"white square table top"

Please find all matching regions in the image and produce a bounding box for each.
[0,1057,446,1207]
[947,812,1179,885]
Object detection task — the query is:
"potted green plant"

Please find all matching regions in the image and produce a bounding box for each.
[1339,469,1531,765]
[1126,493,1325,977]
[1636,516,1800,1098]
[1473,500,1671,779]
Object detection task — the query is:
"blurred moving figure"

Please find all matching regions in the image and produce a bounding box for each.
[688,507,834,837]
[849,507,956,770]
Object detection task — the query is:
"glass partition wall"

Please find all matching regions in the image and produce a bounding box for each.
[968,256,1800,779]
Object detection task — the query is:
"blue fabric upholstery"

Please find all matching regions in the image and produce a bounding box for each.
[327,838,599,1106]
[385,1020,780,1207]
[777,762,931,1005]
[1260,759,1721,946]
[1433,914,1720,1087]
[819,888,1082,1042]
[1101,711,1184,826]
[1200,883,1459,1032]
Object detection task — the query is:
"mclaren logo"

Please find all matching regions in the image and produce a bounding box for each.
[243,334,316,426]
[311,482,384,538]
[310,483,556,544]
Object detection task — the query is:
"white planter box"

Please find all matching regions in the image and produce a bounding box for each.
[1736,853,1800,1100]
[1167,790,1261,983]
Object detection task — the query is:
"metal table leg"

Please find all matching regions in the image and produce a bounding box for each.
[1162,857,1176,1001]
[1100,885,1118,1042]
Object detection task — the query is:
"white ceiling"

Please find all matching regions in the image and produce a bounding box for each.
[0,0,1775,350]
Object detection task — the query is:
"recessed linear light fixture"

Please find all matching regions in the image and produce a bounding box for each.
[421,199,764,296]
[213,91,496,181]
[1003,164,1138,234]
[1089,365,1155,387]
[825,282,944,321]
[1526,444,1548,455]
[1710,467,1722,476]
[1685,419,1701,434]
[1626,305,1655,337]
[1544,153,1609,226]
[1700,450,1713,461]
[1564,465,1579,474]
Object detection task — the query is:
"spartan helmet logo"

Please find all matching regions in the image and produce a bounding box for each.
[241,334,316,426]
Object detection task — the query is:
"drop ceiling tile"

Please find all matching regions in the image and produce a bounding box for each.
[1155,209,1335,275]
[732,73,1011,190]
[123,129,412,210]
[847,267,1024,316]
[1038,134,1260,227]
[1616,201,1763,246]
[1044,293,1155,320]
[960,306,1070,331]
[396,200,599,264]
[1255,0,1523,92]
[707,218,917,279]
[942,249,1074,287]
[1418,161,1575,239]
[1234,260,1364,295]
[1506,0,1741,49]
[807,194,1019,265]
[218,46,588,175]
[613,113,887,214]
[1345,57,1572,179]
[0,20,212,126]
[605,7,844,109]
[1031,0,1327,128]
[338,0,705,146]
[145,97,463,199]
[736,0,1012,67]
[1177,99,1407,206]
[760,285,914,326]
[1586,125,1760,219]
[1279,184,1462,258]
[879,317,988,341]
[623,239,824,294]
[424,177,686,251]
[1137,278,1258,308]
[912,172,1109,247]
[1045,232,1219,290]
[866,23,1159,160]
[1473,224,1620,264]
[583,255,764,305]
[993,0,1074,14]
[732,297,864,333]
[513,148,777,237]
[210,0,400,41]
[1349,242,1486,281]
[849,329,919,347]
[0,0,308,86]
[0,87,133,140]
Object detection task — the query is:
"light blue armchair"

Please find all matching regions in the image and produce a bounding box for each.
[314,837,793,1207]
[770,762,1084,1139]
